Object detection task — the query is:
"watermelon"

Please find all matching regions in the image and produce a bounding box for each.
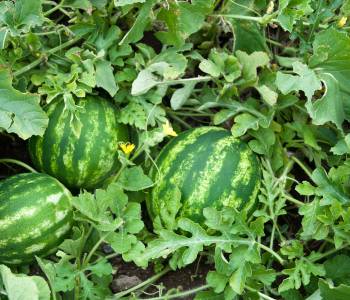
[147,126,261,224]
[0,173,73,264]
[29,96,129,190]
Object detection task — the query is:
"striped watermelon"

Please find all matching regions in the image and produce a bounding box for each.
[0,173,73,264]
[147,127,261,224]
[28,96,129,190]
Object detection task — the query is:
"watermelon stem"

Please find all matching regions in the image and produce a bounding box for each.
[0,159,38,173]
[13,36,82,77]
[310,242,350,263]
[245,286,277,300]
[159,76,211,86]
[290,156,313,180]
[257,241,284,265]
[83,232,113,267]
[134,284,211,300]
[212,14,329,29]
[113,266,171,298]
[168,111,213,117]
[283,193,304,206]
[43,0,64,16]
[167,112,192,129]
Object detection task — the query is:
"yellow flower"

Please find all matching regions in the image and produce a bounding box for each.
[119,142,135,155]
[162,120,177,137]
[338,16,348,28]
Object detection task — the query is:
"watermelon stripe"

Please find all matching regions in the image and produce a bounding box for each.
[0,216,71,256]
[183,136,242,219]
[95,100,120,184]
[206,139,243,209]
[152,129,225,193]
[59,107,77,186]
[154,127,224,180]
[0,173,73,264]
[0,194,70,241]
[54,106,69,177]
[82,99,105,187]
[150,129,229,219]
[42,102,63,176]
[148,127,261,224]
[28,104,57,170]
[0,180,60,214]
[173,134,231,218]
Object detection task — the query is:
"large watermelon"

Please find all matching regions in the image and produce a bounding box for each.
[0,173,73,264]
[147,127,261,224]
[29,96,129,190]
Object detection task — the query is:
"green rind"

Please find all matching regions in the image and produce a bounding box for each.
[0,173,73,265]
[147,127,261,224]
[28,96,129,190]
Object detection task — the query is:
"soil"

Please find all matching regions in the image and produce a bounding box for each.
[111,256,211,299]
[0,135,32,179]
[0,134,211,299]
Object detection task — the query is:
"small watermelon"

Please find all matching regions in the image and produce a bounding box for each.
[147,126,261,224]
[29,96,129,190]
[0,173,73,264]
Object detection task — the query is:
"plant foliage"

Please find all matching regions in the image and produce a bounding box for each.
[2,0,350,299]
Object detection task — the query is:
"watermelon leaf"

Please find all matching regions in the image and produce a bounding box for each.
[36,182,144,297]
[132,207,275,294]
[275,62,322,101]
[119,0,157,45]
[0,0,45,35]
[277,0,313,32]
[324,255,350,285]
[114,0,146,6]
[319,279,350,300]
[155,0,216,47]
[117,166,153,191]
[0,264,51,300]
[76,182,144,246]
[95,59,119,97]
[0,69,48,139]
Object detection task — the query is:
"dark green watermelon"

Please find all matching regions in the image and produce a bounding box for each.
[147,126,261,223]
[0,173,73,264]
[29,96,129,190]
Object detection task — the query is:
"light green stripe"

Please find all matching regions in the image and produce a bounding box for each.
[76,100,102,187]
[244,180,261,213]
[155,127,219,182]
[23,243,47,255]
[184,136,239,213]
[152,149,198,214]
[232,150,255,186]
[94,100,118,183]
[0,206,40,230]
[40,101,64,175]
[0,215,71,255]
[53,222,71,238]
[50,111,68,175]
[0,215,66,247]
[220,149,254,208]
